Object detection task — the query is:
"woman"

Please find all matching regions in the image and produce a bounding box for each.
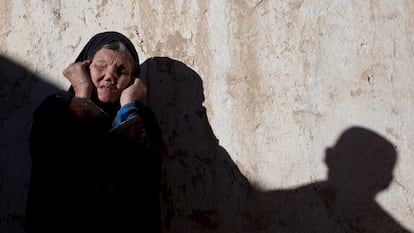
[25,31,165,232]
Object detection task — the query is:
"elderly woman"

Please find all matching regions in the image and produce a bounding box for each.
[25,31,165,232]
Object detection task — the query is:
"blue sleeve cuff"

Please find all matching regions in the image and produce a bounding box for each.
[112,102,139,127]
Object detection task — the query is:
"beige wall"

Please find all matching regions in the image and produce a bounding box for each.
[1,1,413,232]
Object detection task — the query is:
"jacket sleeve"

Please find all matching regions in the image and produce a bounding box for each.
[110,101,166,154]
[29,93,110,160]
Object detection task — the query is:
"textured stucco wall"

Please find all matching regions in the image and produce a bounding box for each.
[1,1,413,232]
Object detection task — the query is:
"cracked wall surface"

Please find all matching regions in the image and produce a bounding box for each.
[1,1,413,232]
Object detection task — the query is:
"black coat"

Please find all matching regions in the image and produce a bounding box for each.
[25,92,165,233]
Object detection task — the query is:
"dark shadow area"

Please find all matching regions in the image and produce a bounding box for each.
[0,54,59,233]
[140,57,254,232]
[254,126,411,233]
[140,57,411,233]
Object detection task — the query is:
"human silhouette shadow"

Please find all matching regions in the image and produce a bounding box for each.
[140,57,255,232]
[140,57,411,233]
[0,54,59,233]
[254,126,412,232]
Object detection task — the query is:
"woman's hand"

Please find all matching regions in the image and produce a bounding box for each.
[63,60,92,99]
[120,78,147,106]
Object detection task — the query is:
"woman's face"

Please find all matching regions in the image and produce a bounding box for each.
[89,48,133,103]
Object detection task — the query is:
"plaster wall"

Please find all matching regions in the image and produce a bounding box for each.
[0,1,413,232]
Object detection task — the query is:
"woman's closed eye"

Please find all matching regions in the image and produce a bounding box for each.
[117,66,130,77]
[94,64,106,71]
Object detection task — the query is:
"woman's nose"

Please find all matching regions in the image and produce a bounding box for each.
[104,70,117,83]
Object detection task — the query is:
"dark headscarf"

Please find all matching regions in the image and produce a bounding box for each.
[75,31,140,77]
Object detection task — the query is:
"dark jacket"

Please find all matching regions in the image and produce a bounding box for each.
[25,91,165,233]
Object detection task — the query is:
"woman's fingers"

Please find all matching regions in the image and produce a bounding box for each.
[120,79,147,106]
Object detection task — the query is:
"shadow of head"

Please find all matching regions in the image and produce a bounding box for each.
[139,56,216,155]
[325,126,397,194]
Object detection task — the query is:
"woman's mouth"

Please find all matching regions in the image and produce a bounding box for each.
[99,85,115,91]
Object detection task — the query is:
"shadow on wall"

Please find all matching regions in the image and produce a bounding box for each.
[0,54,59,233]
[254,127,411,233]
[140,57,412,233]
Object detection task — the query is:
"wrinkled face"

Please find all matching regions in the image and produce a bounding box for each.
[89,48,133,103]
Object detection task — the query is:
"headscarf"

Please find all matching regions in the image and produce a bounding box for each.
[75,31,140,77]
